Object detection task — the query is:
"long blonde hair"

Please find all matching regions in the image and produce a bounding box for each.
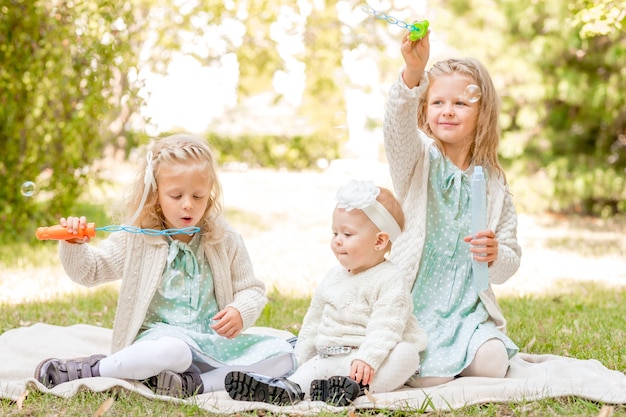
[124,134,224,240]
[417,58,505,181]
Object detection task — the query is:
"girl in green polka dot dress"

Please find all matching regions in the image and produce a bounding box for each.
[383,31,521,387]
[34,134,296,398]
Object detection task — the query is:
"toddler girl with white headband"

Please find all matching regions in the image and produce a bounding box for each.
[225,180,427,406]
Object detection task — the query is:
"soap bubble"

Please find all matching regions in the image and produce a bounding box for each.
[462,84,482,103]
[20,181,37,197]
[158,270,185,299]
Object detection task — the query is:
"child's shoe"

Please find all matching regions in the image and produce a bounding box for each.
[225,370,304,405]
[144,369,204,398]
[34,354,106,388]
[310,375,367,406]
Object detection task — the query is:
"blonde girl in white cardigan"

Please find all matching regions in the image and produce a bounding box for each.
[384,31,522,387]
[34,134,295,398]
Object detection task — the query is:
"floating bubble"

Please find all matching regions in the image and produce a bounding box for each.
[462,84,482,103]
[158,269,186,299]
[20,181,37,197]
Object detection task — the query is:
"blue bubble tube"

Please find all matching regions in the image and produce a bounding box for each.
[96,225,200,236]
[36,223,200,240]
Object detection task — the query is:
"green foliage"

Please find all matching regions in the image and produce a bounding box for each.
[208,132,340,169]
[439,0,626,216]
[523,0,626,215]
[3,0,625,240]
[0,0,137,243]
[236,0,284,96]
[298,0,349,157]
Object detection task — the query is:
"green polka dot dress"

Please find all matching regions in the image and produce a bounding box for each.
[136,235,294,368]
[411,148,518,377]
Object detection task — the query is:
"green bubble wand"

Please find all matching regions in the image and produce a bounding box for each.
[360,4,429,41]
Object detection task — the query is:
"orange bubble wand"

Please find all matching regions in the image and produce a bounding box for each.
[36,224,200,241]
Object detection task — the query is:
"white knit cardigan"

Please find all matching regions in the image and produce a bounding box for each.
[383,73,522,332]
[294,261,427,371]
[58,217,266,353]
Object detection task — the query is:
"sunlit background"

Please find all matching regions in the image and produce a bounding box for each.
[1,0,625,302]
[139,0,435,162]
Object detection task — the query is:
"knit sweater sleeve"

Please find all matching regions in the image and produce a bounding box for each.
[58,232,128,287]
[489,189,522,285]
[218,220,267,330]
[383,72,431,199]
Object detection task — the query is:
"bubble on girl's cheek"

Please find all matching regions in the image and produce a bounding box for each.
[20,181,37,197]
[462,84,482,103]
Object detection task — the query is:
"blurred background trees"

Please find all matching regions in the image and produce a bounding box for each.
[430,0,626,216]
[0,0,137,239]
[1,0,625,242]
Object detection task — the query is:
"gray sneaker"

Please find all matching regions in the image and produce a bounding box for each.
[144,370,204,398]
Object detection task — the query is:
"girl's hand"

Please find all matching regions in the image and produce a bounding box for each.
[400,29,430,88]
[211,306,243,339]
[350,359,374,386]
[464,230,498,266]
[60,216,91,244]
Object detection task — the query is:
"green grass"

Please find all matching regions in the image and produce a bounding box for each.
[1,284,626,416]
[2,203,626,416]
[1,200,112,268]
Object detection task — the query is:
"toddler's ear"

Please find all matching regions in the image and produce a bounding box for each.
[374,232,391,250]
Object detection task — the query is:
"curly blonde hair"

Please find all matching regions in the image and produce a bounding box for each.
[123,134,224,240]
[417,58,505,181]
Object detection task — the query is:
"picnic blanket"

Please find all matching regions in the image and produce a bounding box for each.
[1,323,625,413]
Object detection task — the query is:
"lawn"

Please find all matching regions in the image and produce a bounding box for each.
[1,172,625,416]
[1,281,625,416]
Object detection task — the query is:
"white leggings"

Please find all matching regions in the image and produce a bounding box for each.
[97,336,295,392]
[288,342,420,398]
[407,338,510,388]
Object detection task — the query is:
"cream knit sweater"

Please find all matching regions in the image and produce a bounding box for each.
[58,217,266,353]
[294,261,427,371]
[383,74,522,332]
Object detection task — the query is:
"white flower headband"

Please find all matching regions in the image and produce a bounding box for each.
[335,180,402,242]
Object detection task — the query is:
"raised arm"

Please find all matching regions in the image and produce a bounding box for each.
[383,74,432,200]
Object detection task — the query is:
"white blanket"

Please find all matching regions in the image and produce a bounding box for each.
[1,323,625,413]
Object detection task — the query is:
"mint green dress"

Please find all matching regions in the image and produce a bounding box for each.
[136,234,294,370]
[411,148,518,377]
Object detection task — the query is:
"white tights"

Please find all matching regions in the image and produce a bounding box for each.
[98,337,192,380]
[408,338,509,388]
[97,336,295,392]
